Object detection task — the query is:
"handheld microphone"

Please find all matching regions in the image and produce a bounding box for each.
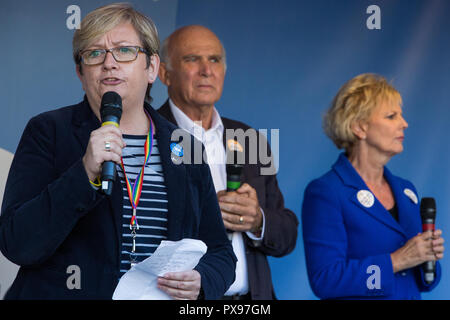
[226,150,243,191]
[100,91,122,196]
[420,197,436,284]
[225,150,243,238]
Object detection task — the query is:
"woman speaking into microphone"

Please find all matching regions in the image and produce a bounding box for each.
[301,73,444,299]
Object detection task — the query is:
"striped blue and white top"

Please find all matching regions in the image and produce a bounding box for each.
[117,134,168,275]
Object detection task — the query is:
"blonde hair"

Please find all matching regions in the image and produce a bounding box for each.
[323,73,402,152]
[72,3,159,101]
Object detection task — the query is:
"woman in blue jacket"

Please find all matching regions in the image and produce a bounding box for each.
[302,73,444,299]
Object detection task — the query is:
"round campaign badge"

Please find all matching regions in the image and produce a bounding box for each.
[170,143,183,157]
[357,190,375,208]
[403,188,418,204]
[227,139,244,153]
[170,143,183,165]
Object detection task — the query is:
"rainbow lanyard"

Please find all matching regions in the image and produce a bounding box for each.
[119,110,154,232]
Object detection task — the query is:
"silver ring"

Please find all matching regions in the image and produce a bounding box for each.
[105,141,111,152]
[239,216,244,224]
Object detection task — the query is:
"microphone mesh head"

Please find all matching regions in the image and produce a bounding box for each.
[100,91,122,121]
[420,197,436,220]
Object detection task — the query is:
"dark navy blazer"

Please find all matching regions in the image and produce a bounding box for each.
[0,98,236,299]
[302,153,441,299]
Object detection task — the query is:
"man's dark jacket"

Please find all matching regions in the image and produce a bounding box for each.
[158,100,298,299]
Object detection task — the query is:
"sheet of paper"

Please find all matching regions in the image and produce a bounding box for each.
[112,238,207,300]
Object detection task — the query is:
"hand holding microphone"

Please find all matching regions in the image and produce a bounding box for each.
[217,147,262,232]
[218,183,263,233]
[390,197,444,278]
[82,92,126,194]
[218,149,263,233]
[420,198,446,283]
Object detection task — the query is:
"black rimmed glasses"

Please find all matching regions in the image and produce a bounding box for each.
[80,46,149,65]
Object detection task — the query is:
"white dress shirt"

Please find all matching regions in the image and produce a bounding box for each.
[168,100,265,296]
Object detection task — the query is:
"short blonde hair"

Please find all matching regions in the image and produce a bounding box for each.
[73,3,159,101]
[323,73,402,152]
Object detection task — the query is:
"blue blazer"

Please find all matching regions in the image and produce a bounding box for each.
[0,98,236,299]
[302,153,441,299]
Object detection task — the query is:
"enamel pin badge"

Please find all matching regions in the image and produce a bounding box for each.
[403,188,418,204]
[170,142,183,165]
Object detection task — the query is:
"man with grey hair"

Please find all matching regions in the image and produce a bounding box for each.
[158,25,298,300]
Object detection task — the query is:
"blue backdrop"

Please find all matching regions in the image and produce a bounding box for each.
[1,0,449,299]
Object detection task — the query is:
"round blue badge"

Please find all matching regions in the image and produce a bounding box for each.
[170,143,184,157]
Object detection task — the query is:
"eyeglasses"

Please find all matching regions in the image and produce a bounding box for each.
[80,46,149,65]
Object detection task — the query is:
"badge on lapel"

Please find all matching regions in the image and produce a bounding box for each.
[170,142,183,165]
[227,139,244,153]
[403,188,418,204]
[357,190,375,208]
